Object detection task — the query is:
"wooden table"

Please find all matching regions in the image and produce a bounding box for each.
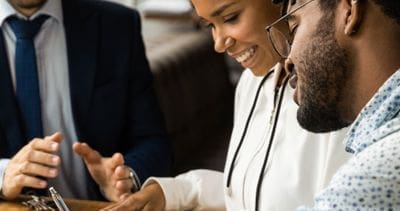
[0,197,112,210]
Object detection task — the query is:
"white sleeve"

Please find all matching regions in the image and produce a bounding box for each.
[143,169,226,211]
[0,159,10,192]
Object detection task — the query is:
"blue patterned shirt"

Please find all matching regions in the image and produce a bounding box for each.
[298,69,400,210]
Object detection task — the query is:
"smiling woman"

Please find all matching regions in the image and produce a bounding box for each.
[193,0,283,76]
[101,0,351,210]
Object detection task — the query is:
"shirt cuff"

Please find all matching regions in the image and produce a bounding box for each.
[143,177,193,211]
[0,159,10,196]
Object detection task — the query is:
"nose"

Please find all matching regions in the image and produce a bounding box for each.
[284,57,294,75]
[213,31,234,53]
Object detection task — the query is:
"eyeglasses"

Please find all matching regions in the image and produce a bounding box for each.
[265,0,316,59]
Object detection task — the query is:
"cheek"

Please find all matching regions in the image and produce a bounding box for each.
[290,37,307,61]
[234,18,267,42]
[245,29,270,53]
[232,25,256,42]
[289,21,317,59]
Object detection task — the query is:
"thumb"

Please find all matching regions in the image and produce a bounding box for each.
[73,142,102,164]
[46,132,63,143]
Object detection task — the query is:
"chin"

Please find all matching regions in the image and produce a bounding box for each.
[296,104,350,133]
[250,67,268,76]
[13,0,47,9]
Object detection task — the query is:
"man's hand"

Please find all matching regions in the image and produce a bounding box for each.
[1,133,63,200]
[100,182,166,211]
[73,143,133,202]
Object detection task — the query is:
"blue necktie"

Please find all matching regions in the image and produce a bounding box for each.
[8,15,49,140]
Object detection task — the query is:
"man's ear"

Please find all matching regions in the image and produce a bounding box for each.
[344,0,364,35]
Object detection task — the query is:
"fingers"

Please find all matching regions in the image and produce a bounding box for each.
[114,165,130,179]
[2,166,48,200]
[115,179,132,194]
[119,193,131,200]
[73,146,132,202]
[114,165,133,192]
[15,174,47,189]
[30,133,63,153]
[73,145,128,201]
[104,165,133,201]
[73,142,102,164]
[100,183,165,211]
[19,162,58,178]
[111,153,124,168]
[1,133,63,199]
[47,132,63,143]
[26,133,61,168]
[100,194,144,211]
[107,154,129,190]
[98,163,133,201]
[104,153,125,176]
[6,174,47,199]
[27,150,60,167]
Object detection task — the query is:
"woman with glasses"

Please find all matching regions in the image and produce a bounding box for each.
[101,0,350,210]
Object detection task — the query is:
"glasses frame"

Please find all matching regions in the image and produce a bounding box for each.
[265,0,316,59]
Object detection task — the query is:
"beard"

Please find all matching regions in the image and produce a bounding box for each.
[296,12,352,133]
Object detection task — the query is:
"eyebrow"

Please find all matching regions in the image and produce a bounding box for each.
[286,0,314,22]
[211,2,237,17]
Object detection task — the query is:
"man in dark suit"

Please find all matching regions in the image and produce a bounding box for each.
[0,0,171,201]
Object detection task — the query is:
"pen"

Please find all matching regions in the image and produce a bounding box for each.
[49,187,70,211]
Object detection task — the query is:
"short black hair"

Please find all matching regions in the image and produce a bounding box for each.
[272,0,400,25]
[372,0,400,25]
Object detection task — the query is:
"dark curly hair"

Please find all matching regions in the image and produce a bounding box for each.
[272,0,400,25]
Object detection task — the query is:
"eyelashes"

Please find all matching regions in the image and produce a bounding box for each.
[200,11,242,29]
[223,13,240,23]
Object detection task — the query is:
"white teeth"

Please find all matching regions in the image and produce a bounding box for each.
[236,47,256,63]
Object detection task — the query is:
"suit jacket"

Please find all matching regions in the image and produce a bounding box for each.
[0,0,172,200]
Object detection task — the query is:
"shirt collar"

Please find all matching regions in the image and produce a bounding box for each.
[345,69,400,153]
[0,0,63,26]
[271,63,284,89]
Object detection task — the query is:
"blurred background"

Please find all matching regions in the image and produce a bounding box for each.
[105,0,243,176]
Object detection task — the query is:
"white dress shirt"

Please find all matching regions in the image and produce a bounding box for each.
[0,0,89,199]
[145,64,352,211]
